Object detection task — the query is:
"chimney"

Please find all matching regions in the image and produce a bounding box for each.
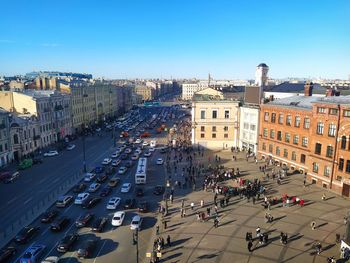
[326,87,341,97]
[269,95,274,102]
[304,81,313,97]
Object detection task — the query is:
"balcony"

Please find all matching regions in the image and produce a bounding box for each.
[54,105,64,111]
[33,135,41,140]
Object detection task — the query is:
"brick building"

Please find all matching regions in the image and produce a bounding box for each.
[258,83,350,197]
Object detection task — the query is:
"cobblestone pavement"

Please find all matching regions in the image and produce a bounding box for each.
[153,148,349,263]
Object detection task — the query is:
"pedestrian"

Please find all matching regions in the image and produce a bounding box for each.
[181,199,185,208]
[303,179,306,187]
[315,242,322,255]
[311,221,316,230]
[322,193,326,201]
[214,205,218,214]
[156,225,160,235]
[200,199,204,207]
[214,216,219,228]
[183,208,186,217]
[207,207,211,217]
[256,226,261,238]
[163,220,167,229]
[191,202,194,210]
[247,240,253,252]
[167,235,171,247]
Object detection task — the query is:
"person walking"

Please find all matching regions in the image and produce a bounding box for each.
[191,202,194,210]
[200,199,204,207]
[256,226,261,238]
[247,240,253,252]
[322,193,326,201]
[214,216,219,228]
[166,235,171,247]
[156,225,160,235]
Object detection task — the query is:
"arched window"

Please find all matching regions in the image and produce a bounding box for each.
[13,134,19,144]
[341,136,347,149]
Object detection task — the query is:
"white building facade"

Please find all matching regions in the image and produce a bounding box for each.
[182,81,209,101]
[239,104,260,154]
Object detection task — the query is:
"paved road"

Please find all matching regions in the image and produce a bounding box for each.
[1,104,187,263]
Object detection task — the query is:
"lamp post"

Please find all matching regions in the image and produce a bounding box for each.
[82,92,88,173]
[132,229,139,263]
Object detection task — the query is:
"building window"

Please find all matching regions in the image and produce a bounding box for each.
[328,124,336,137]
[200,126,205,132]
[244,123,249,129]
[283,149,288,158]
[291,151,296,161]
[329,108,338,115]
[346,160,350,173]
[277,131,282,141]
[200,110,206,119]
[270,129,275,139]
[263,128,268,137]
[341,136,347,149]
[278,114,284,124]
[339,158,344,171]
[212,110,218,119]
[286,115,291,126]
[201,133,205,138]
[293,135,299,145]
[250,124,256,131]
[304,117,310,129]
[316,122,324,135]
[344,110,350,117]
[315,143,322,155]
[269,144,273,153]
[317,107,326,113]
[224,110,230,119]
[224,134,228,138]
[262,143,266,150]
[271,113,276,123]
[212,133,216,138]
[324,166,331,177]
[326,145,334,158]
[294,116,300,127]
[212,126,217,132]
[285,133,290,143]
[336,176,343,181]
[313,162,319,173]
[302,137,308,147]
[264,112,269,122]
[224,126,228,132]
[300,154,306,163]
[276,147,280,156]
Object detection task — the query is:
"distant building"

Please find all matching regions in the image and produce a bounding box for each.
[255,63,269,87]
[134,85,156,101]
[0,109,12,167]
[182,81,209,101]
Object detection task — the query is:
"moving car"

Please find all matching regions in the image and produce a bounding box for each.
[0,247,16,262]
[32,157,43,165]
[66,144,76,150]
[121,183,131,193]
[118,166,127,175]
[56,195,73,208]
[57,233,79,253]
[74,193,90,205]
[108,176,120,187]
[135,139,142,144]
[91,217,108,232]
[136,187,144,197]
[73,183,86,193]
[142,141,148,146]
[130,215,143,230]
[149,147,155,152]
[111,211,125,226]
[112,159,121,167]
[76,213,94,228]
[3,171,19,184]
[124,148,132,154]
[102,158,112,165]
[82,197,101,209]
[44,150,58,157]
[51,216,70,232]
[124,198,136,209]
[14,226,40,244]
[156,158,164,165]
[41,256,59,263]
[125,160,133,168]
[88,183,101,193]
[131,154,139,160]
[120,153,128,160]
[97,174,108,183]
[19,244,46,263]
[106,197,121,209]
[84,172,96,182]
[150,140,156,147]
[93,166,104,174]
[135,148,142,154]
[100,186,112,197]
[41,210,58,223]
[144,151,151,157]
[77,240,97,259]
[138,201,149,212]
[153,185,165,195]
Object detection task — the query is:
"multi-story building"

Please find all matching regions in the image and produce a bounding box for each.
[239,104,260,154]
[258,83,350,197]
[0,109,12,167]
[191,88,240,149]
[134,85,156,101]
[182,81,209,101]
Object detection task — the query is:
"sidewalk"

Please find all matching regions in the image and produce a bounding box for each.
[156,149,348,263]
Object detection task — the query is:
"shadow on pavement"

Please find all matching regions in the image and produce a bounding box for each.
[171,237,192,247]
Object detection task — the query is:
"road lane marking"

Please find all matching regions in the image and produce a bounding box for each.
[62,203,74,215]
[93,239,107,263]
[52,177,60,184]
[65,214,81,235]
[43,241,59,260]
[7,197,18,205]
[40,226,50,236]
[24,197,33,205]
[66,252,76,263]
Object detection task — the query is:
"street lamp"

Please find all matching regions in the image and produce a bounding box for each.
[132,229,139,263]
[82,92,88,173]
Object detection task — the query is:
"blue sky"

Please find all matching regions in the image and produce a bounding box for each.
[1,0,349,79]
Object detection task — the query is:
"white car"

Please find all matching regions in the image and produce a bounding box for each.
[156,158,164,165]
[149,147,155,152]
[44,150,58,157]
[41,256,60,263]
[96,127,101,132]
[88,183,101,192]
[66,144,76,150]
[131,154,139,160]
[84,173,96,182]
[118,166,127,174]
[130,215,143,230]
[135,139,142,144]
[142,141,149,146]
[107,197,121,209]
[111,152,119,158]
[121,183,131,193]
[144,151,151,157]
[102,158,112,165]
[150,140,156,147]
[112,159,121,167]
[75,193,90,205]
[111,211,125,226]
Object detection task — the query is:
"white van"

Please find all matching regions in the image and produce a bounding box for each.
[150,140,156,147]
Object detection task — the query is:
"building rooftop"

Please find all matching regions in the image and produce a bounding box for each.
[316,95,350,105]
[257,63,268,68]
[265,82,326,94]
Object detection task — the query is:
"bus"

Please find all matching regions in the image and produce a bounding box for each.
[135,158,147,184]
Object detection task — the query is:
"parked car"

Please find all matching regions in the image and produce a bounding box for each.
[121,183,131,193]
[19,244,45,263]
[82,197,101,209]
[105,167,115,176]
[111,211,125,226]
[131,154,139,161]
[120,153,128,160]
[108,177,120,188]
[76,213,94,228]
[136,187,144,197]
[57,233,79,253]
[111,152,119,158]
[56,195,73,208]
[14,226,40,244]
[18,159,33,170]
[51,216,70,232]
[144,151,151,157]
[149,147,155,152]
[3,171,19,184]
[112,159,121,167]
[41,256,60,263]
[0,247,16,262]
[91,217,108,232]
[74,193,90,205]
[40,210,58,223]
[88,183,101,193]
[124,148,132,154]
[125,160,133,168]
[92,166,104,174]
[43,150,59,157]
[73,183,86,193]
[153,185,165,195]
[100,186,112,197]
[156,158,164,165]
[66,144,76,150]
[77,240,97,259]
[84,173,96,182]
[102,158,112,165]
[118,166,127,175]
[124,198,136,209]
[138,201,149,212]
[32,158,43,165]
[130,215,143,230]
[106,197,121,209]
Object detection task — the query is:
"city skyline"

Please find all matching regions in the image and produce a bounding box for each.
[1,0,349,79]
